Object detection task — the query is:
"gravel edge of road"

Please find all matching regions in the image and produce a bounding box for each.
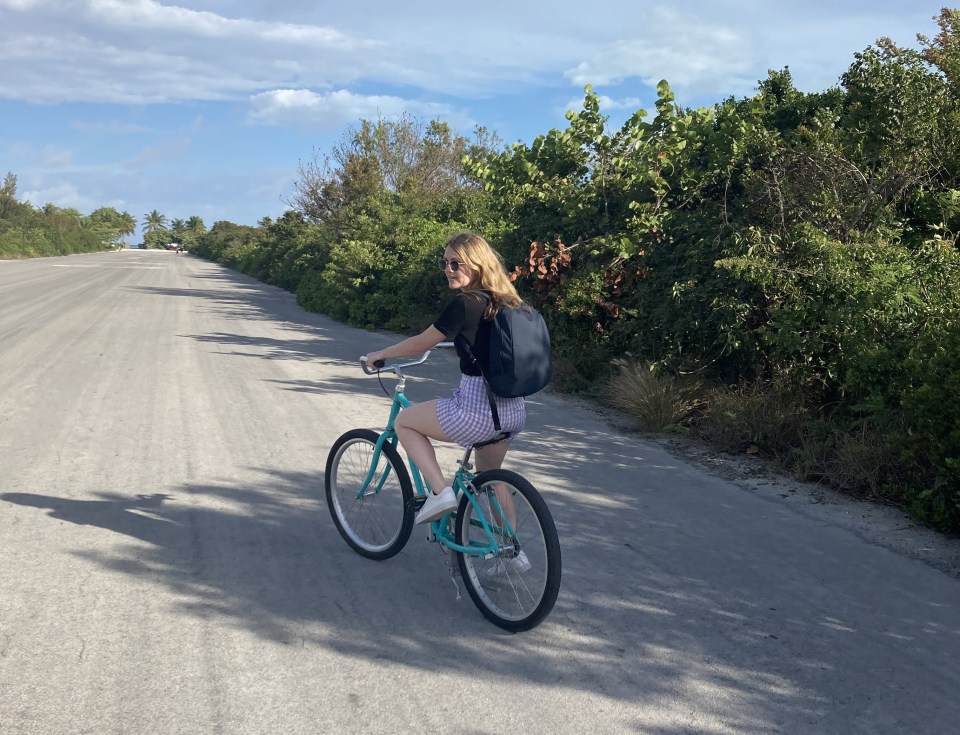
[559,391,960,580]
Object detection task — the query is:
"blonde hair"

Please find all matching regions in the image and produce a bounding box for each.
[444,231,522,317]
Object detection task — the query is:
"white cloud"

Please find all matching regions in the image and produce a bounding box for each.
[564,94,646,115]
[564,7,755,98]
[20,181,86,209]
[0,1,938,109]
[87,0,355,46]
[0,0,386,103]
[0,1,607,105]
[558,3,936,101]
[248,89,460,130]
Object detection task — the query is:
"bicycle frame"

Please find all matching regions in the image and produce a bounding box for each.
[358,355,519,559]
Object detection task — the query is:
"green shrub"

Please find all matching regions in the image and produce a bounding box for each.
[697,380,809,461]
[896,316,960,530]
[295,270,329,315]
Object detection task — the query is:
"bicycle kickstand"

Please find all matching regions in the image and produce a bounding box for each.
[447,557,462,601]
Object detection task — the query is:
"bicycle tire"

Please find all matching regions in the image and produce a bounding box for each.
[455,469,561,632]
[325,428,415,560]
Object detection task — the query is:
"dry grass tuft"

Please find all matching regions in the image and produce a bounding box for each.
[606,359,701,432]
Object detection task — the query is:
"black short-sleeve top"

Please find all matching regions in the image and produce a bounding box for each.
[432,291,492,376]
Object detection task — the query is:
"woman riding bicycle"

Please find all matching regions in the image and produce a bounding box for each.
[364,231,526,526]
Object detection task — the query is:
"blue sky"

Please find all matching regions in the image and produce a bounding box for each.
[0,0,946,242]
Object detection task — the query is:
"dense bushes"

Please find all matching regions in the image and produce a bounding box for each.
[193,11,960,531]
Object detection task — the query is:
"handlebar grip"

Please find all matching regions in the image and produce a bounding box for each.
[373,359,385,369]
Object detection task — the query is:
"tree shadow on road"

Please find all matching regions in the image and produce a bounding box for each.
[5,443,956,735]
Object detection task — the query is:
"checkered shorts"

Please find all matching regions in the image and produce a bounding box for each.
[436,374,526,447]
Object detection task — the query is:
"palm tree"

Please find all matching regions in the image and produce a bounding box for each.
[141,210,168,249]
[118,211,136,239]
[186,215,206,235]
[142,210,167,233]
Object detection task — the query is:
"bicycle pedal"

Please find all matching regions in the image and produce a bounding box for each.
[407,496,426,513]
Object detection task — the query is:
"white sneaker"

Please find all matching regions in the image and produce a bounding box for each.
[484,550,531,579]
[415,486,457,525]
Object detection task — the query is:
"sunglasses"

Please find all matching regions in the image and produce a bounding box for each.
[438,258,465,272]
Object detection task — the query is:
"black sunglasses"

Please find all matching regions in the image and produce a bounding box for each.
[438,258,464,272]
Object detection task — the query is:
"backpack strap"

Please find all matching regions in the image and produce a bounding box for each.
[455,292,502,432]
[481,375,504,433]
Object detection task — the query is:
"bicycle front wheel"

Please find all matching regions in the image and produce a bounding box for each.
[455,469,561,632]
[325,429,414,560]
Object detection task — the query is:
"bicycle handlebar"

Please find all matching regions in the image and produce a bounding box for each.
[359,342,455,375]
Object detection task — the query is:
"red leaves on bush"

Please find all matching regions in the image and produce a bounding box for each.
[511,239,571,295]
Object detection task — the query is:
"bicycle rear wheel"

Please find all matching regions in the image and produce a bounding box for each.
[455,469,561,632]
[325,429,414,560]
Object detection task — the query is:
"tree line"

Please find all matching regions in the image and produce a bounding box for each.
[0,176,210,256]
[140,210,208,250]
[0,172,138,257]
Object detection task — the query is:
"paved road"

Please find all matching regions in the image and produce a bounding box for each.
[1,250,958,735]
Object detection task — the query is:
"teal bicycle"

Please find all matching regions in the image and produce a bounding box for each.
[324,349,561,632]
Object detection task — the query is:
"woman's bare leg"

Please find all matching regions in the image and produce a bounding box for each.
[475,440,508,473]
[394,400,451,494]
[475,439,517,528]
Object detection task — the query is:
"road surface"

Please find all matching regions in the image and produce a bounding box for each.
[1,250,958,734]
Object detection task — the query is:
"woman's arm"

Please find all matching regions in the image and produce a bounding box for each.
[365,325,446,365]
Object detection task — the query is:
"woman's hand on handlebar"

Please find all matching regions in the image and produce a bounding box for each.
[364,351,386,369]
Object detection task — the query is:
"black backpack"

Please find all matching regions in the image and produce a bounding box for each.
[459,293,552,430]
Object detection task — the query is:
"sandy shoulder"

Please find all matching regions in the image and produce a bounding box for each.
[567,394,960,580]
